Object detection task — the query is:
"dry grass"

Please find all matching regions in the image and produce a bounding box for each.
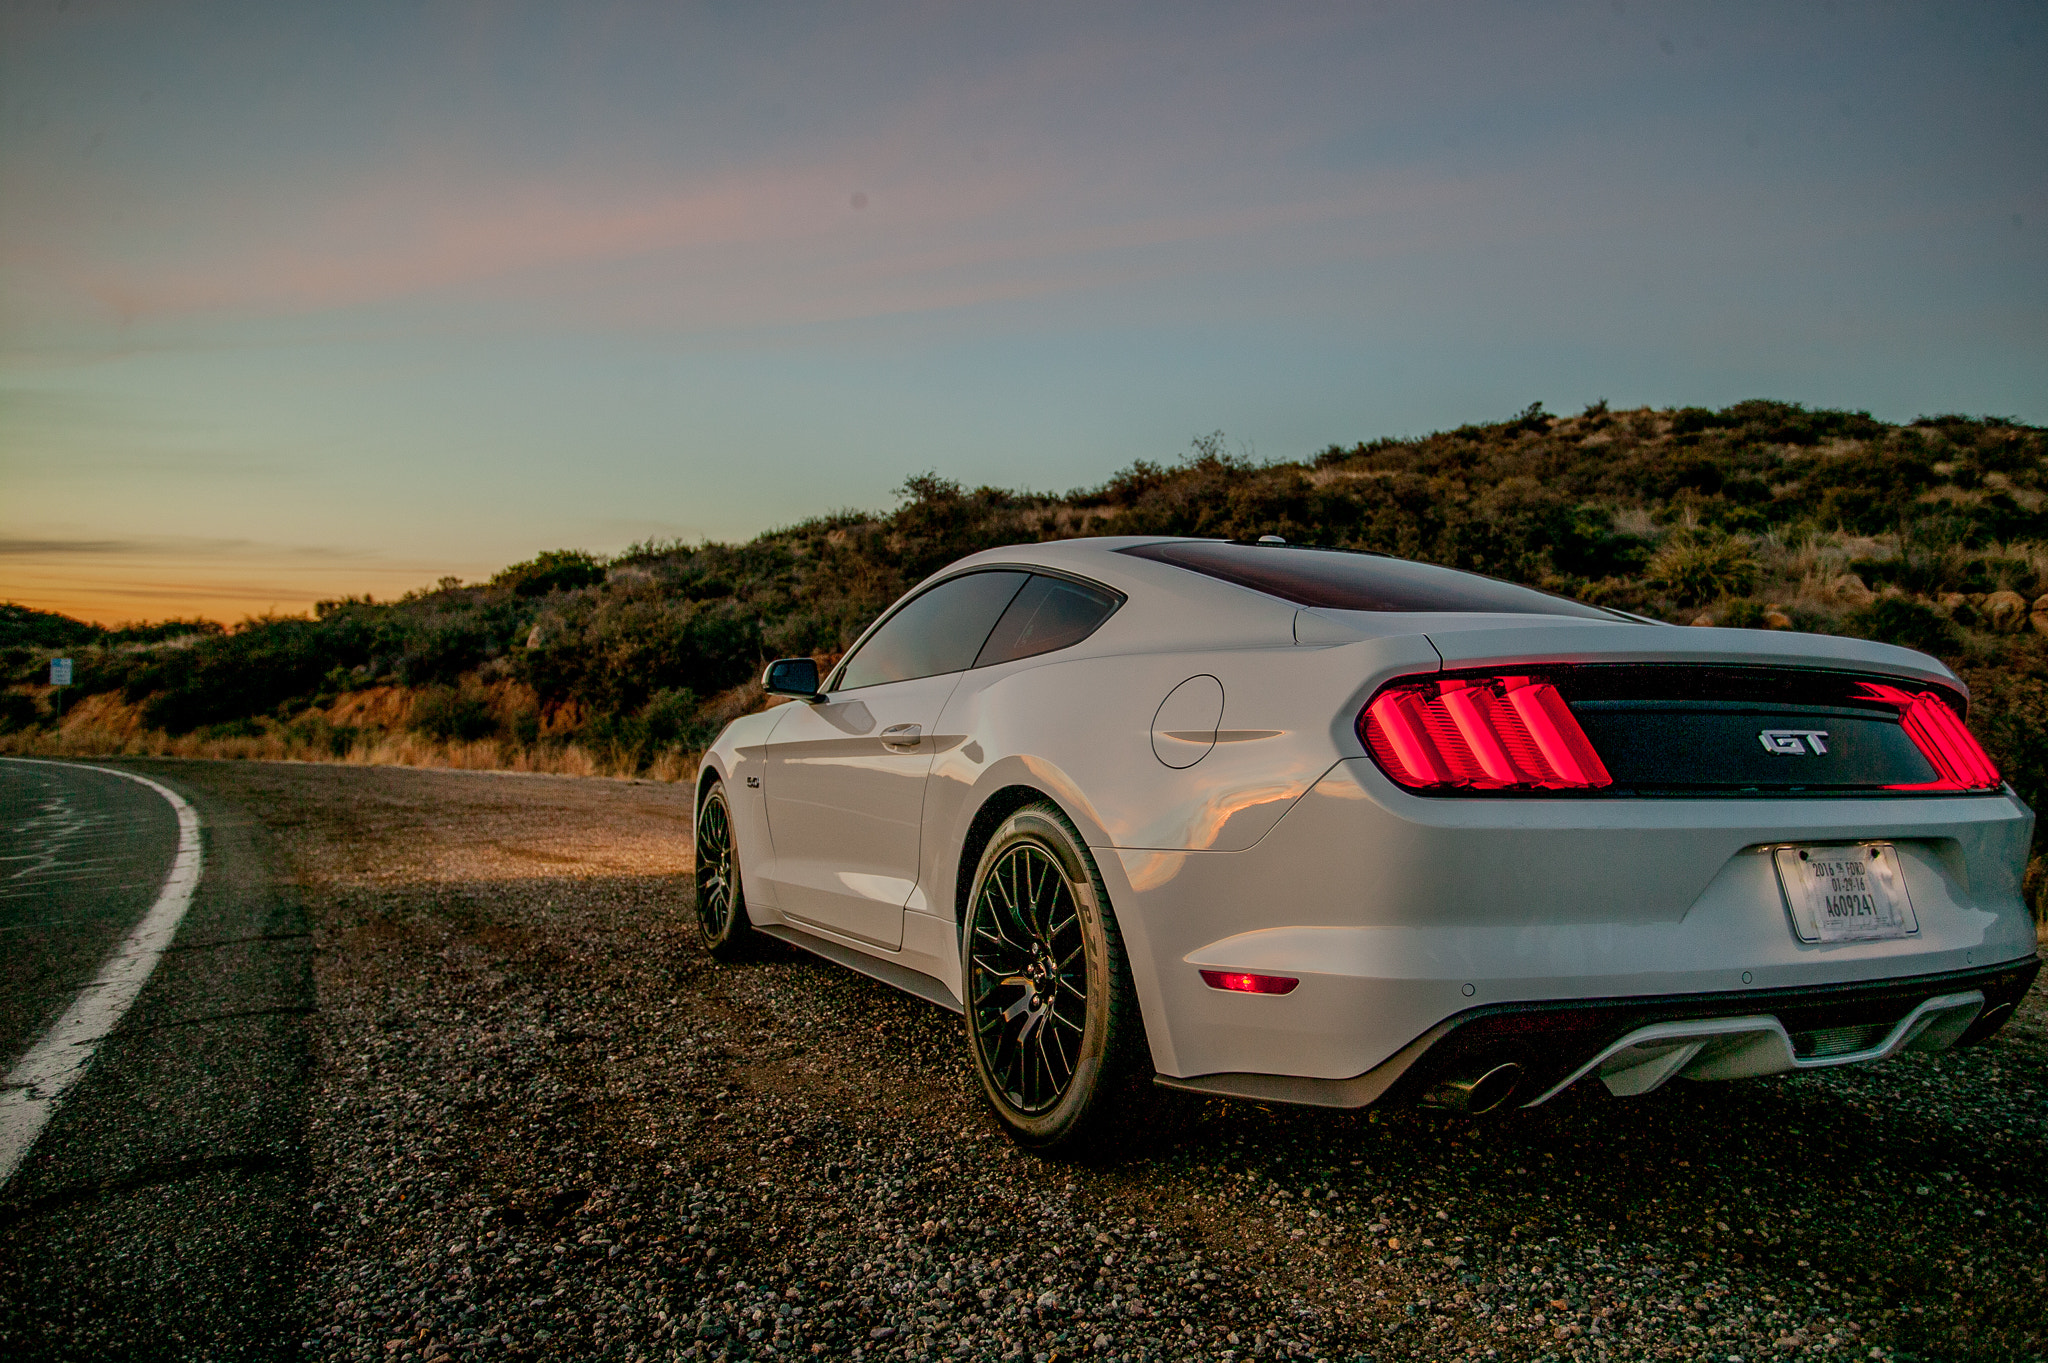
[0,691,697,784]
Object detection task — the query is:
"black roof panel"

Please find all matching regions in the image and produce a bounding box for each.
[1118,540,1615,618]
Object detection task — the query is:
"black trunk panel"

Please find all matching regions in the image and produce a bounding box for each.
[1571,700,1938,792]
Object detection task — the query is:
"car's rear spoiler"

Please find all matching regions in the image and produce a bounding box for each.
[1424,621,1960,693]
[1294,609,1963,696]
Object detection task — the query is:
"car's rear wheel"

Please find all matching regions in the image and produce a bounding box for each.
[694,780,757,959]
[962,801,1144,1151]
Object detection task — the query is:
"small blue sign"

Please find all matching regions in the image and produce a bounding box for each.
[50,658,72,687]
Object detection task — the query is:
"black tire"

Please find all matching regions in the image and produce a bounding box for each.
[694,780,758,960]
[961,801,1147,1152]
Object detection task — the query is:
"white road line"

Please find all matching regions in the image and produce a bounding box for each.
[0,760,203,1187]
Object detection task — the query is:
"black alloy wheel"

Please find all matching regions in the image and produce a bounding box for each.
[963,801,1143,1150]
[694,780,756,959]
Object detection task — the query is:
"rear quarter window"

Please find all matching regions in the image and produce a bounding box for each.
[975,574,1122,667]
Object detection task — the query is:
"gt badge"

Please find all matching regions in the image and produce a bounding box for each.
[1760,729,1828,754]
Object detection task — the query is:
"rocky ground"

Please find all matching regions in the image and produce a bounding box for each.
[18,761,2048,1362]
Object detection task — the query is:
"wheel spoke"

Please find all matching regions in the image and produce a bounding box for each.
[976,913,1029,961]
[972,919,1030,961]
[1046,1014,1076,1079]
[968,837,1095,1118]
[695,795,737,938]
[1026,1029,1048,1108]
[1008,856,1038,940]
[1025,852,1054,940]
[1001,853,1025,920]
[970,949,1028,984]
[1052,985,1089,1031]
[1001,1021,1029,1100]
[982,864,1031,954]
[1014,851,1039,937]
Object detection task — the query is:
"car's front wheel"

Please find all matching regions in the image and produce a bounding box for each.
[694,779,758,959]
[962,801,1145,1151]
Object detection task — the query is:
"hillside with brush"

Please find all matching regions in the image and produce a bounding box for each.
[6,399,2048,899]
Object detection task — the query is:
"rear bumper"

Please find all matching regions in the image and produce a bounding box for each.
[1104,757,2037,1083]
[1394,956,2038,1108]
[1156,957,2039,1109]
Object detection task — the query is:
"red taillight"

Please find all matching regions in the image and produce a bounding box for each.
[1200,970,1299,995]
[1359,675,1612,792]
[1851,682,2002,791]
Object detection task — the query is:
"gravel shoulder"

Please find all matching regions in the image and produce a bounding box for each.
[18,760,2044,1363]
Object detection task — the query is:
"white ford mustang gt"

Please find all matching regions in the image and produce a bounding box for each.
[694,536,2040,1148]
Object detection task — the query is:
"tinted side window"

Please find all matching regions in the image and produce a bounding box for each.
[835,571,1029,690]
[975,574,1121,667]
[1118,540,1612,618]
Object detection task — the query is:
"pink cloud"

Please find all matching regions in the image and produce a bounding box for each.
[10,9,1497,336]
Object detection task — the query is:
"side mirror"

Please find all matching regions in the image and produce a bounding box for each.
[762,657,823,700]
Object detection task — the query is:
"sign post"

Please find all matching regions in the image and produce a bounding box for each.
[49,657,71,719]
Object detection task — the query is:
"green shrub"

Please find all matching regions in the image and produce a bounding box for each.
[1668,407,1725,438]
[1971,491,2047,543]
[408,686,497,743]
[1501,402,1552,437]
[0,603,101,650]
[574,690,718,772]
[103,618,224,645]
[0,690,42,733]
[578,710,647,768]
[286,715,358,756]
[518,596,762,714]
[139,615,367,733]
[641,688,714,750]
[1720,399,1884,447]
[1552,506,1652,580]
[491,550,606,598]
[1646,536,1760,606]
[509,707,541,746]
[1718,599,1770,629]
[1844,598,1964,656]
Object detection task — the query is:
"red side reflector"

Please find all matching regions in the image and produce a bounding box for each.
[1360,675,1612,791]
[1851,682,2002,791]
[1199,970,1299,995]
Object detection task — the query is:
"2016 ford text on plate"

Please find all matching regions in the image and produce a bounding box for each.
[693,537,2039,1149]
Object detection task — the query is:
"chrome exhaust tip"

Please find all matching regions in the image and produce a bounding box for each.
[1420,1061,1523,1114]
[1965,1001,2014,1044]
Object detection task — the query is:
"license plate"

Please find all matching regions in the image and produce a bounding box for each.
[1774,843,1918,943]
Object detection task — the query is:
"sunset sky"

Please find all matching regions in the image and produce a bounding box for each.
[3,1,2043,623]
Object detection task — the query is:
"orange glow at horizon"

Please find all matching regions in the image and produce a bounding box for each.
[0,552,495,628]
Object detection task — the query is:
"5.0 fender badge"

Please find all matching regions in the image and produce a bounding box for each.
[1760,729,1829,754]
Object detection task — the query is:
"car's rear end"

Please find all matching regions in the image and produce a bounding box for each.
[1124,615,2038,1112]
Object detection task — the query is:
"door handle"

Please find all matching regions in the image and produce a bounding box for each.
[880,723,923,749]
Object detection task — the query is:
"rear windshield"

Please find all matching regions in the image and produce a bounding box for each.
[1118,540,1615,618]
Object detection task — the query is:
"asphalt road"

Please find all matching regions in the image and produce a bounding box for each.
[0,758,314,1360]
[0,759,2043,1363]
[0,759,182,1061]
